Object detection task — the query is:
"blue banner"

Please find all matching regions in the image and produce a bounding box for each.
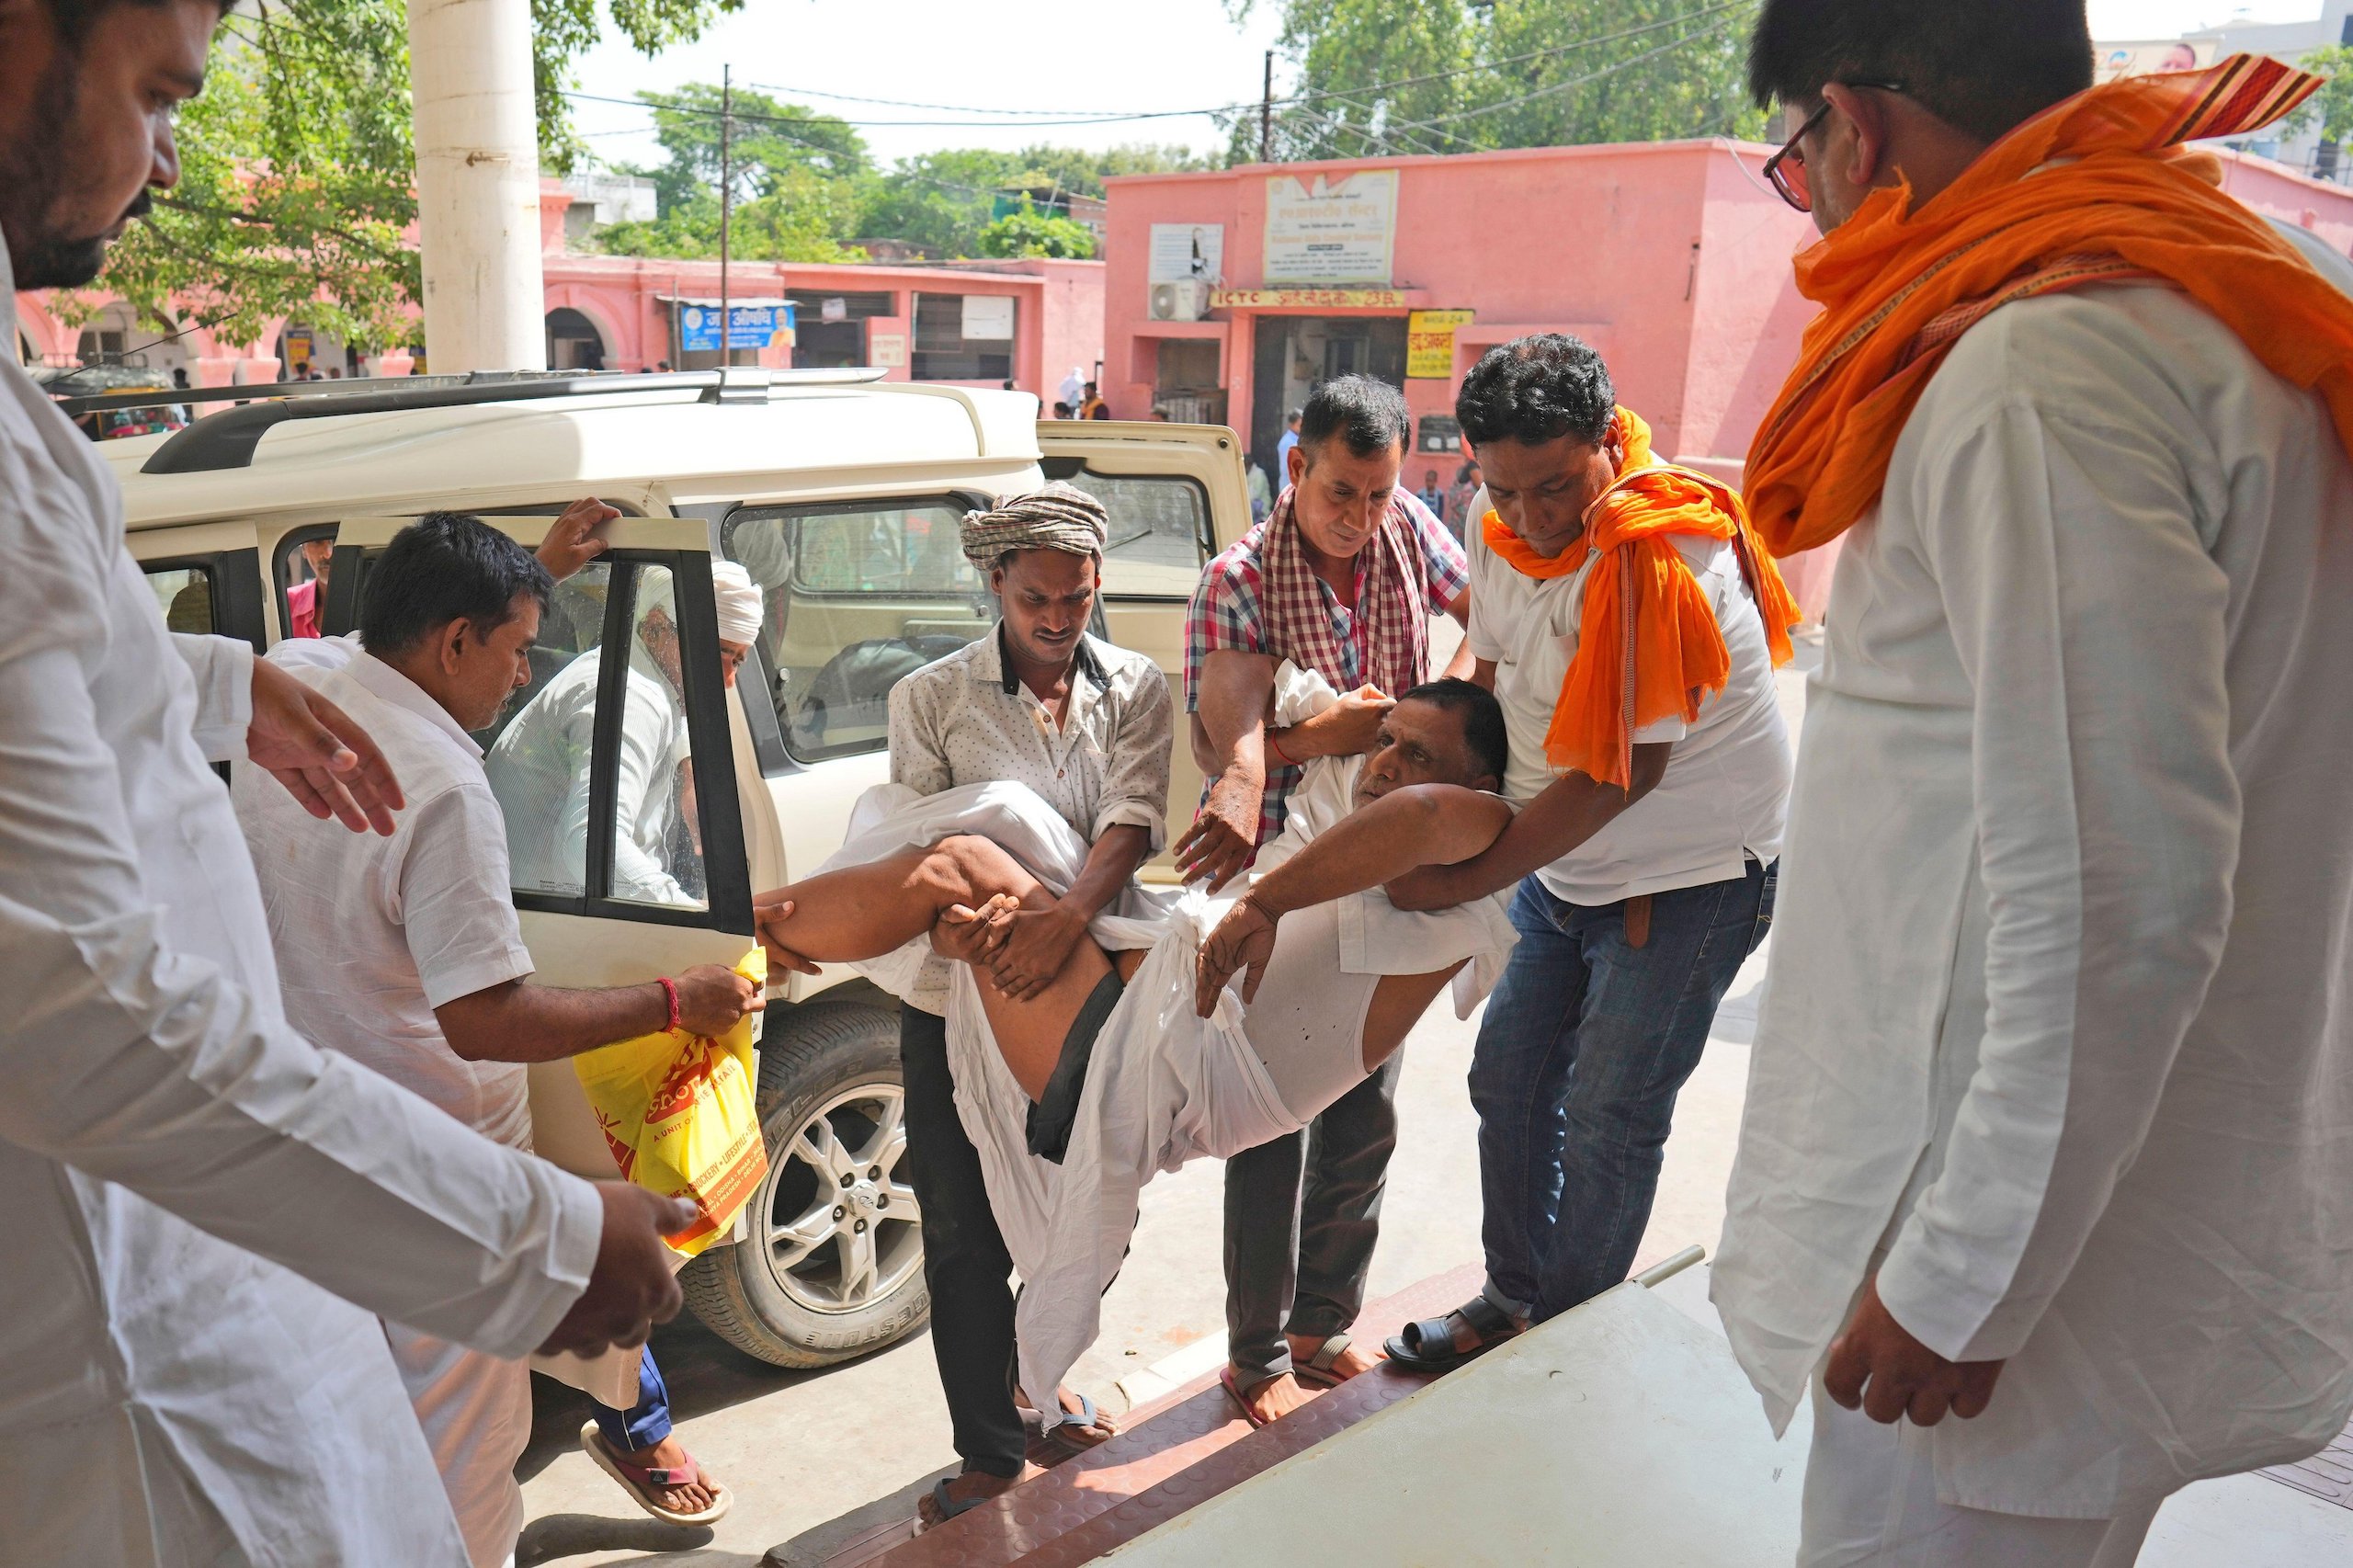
[679,303,794,353]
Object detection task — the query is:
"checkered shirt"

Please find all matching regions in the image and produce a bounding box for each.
[1184,486,1469,845]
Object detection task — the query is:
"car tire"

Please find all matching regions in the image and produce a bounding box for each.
[681,998,930,1367]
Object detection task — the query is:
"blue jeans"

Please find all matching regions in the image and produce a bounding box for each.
[591,1346,672,1451]
[1471,859,1775,1323]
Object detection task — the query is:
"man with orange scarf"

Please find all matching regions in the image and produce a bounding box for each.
[1378,335,1801,1376]
[1711,6,2353,1563]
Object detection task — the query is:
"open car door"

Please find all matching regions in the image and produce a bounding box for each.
[1037,420,1253,881]
[323,514,757,1181]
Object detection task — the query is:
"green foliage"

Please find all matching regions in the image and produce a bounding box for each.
[857,142,1206,258]
[592,83,871,260]
[976,198,1098,259]
[2290,45,2353,153]
[76,0,737,350]
[60,0,420,351]
[1222,0,1767,164]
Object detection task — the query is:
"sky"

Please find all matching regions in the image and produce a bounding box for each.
[565,0,2327,175]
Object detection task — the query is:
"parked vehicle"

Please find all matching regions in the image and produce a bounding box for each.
[97,369,1247,1366]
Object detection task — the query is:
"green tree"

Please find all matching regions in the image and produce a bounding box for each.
[60,0,737,354]
[860,143,1208,259]
[593,84,870,261]
[2290,45,2353,175]
[976,198,1098,259]
[1224,0,1766,164]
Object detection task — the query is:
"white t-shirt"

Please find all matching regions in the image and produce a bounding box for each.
[233,643,540,1148]
[1464,489,1792,906]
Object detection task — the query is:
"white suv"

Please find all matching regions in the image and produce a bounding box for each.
[96,368,1247,1367]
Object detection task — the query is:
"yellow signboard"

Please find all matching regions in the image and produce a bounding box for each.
[1406,310,1475,380]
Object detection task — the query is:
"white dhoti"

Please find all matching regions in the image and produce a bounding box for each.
[1801,1381,2163,1568]
[383,1326,533,1568]
[821,774,1513,1409]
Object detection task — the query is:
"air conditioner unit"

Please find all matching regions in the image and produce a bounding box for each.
[1148,280,1211,323]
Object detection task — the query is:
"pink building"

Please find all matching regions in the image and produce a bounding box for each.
[9,180,1105,401]
[1102,139,2353,612]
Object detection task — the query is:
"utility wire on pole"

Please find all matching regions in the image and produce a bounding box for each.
[1261,50,1274,165]
[719,63,733,370]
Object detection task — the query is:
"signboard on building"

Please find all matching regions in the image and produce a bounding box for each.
[1406,310,1475,379]
[1264,170,1399,285]
[961,295,1015,341]
[283,327,313,370]
[1210,287,1410,310]
[1150,223,1224,283]
[870,333,907,368]
[679,303,795,353]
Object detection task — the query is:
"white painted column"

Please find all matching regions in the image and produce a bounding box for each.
[405,0,546,372]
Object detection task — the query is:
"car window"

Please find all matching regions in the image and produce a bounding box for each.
[1056,471,1210,599]
[480,562,614,901]
[275,525,337,640]
[725,502,992,765]
[605,563,708,912]
[144,563,215,634]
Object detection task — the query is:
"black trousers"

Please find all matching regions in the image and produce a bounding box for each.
[899,1006,1027,1478]
[1221,1049,1405,1384]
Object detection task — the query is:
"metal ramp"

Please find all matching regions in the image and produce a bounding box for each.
[815,1249,1801,1568]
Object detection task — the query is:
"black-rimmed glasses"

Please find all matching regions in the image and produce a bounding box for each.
[1763,82,1907,213]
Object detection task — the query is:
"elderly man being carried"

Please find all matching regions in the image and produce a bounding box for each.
[755,673,1520,1420]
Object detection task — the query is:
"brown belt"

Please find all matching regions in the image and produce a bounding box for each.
[1624,893,1653,949]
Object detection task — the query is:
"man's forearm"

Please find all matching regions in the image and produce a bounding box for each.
[1196,650,1278,778]
[1250,785,1513,917]
[1059,824,1153,922]
[1387,743,1669,911]
[441,980,668,1064]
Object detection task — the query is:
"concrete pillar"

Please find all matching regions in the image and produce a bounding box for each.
[406,0,546,373]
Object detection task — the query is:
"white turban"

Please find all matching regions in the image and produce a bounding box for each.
[710,562,764,643]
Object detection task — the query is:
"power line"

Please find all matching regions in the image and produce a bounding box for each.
[568,2,1753,135]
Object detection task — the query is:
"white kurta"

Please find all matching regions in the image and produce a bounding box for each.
[0,263,603,1566]
[485,644,691,905]
[1713,282,2353,1517]
[827,666,1515,1407]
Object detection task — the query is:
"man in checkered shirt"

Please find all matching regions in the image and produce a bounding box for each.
[1175,375,1472,1426]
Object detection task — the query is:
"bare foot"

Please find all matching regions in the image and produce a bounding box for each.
[916,1463,1042,1528]
[1287,1333,1381,1382]
[1233,1369,1320,1425]
[608,1432,719,1516]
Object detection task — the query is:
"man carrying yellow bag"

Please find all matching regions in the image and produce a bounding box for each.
[575,948,771,1261]
[233,511,765,1561]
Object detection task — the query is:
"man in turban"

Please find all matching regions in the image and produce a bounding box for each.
[776,482,1175,1525]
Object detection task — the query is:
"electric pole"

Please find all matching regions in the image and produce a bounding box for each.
[719,64,733,369]
[1261,50,1274,165]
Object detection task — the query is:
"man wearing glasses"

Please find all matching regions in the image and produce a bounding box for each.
[1715,4,2353,1563]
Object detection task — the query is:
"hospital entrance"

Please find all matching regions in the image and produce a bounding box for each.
[1249,314,1407,472]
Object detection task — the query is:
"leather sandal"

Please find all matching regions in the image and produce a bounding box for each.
[578,1421,732,1528]
[1381,1296,1520,1374]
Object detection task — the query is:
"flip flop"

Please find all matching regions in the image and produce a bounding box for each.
[1381,1296,1520,1375]
[919,1477,991,1531]
[1219,1365,1276,1428]
[578,1421,732,1528]
[1025,1390,1116,1464]
[1290,1332,1371,1392]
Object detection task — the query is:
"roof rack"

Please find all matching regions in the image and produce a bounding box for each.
[90,368,888,476]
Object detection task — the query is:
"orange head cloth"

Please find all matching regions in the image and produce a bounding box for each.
[1745,52,2353,557]
[1483,408,1801,790]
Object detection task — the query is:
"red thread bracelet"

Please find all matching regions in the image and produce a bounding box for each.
[1267,731,1296,767]
[657,975,681,1033]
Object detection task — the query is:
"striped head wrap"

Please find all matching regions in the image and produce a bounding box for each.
[961,482,1108,573]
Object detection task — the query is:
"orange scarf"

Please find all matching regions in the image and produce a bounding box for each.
[1483,408,1801,790]
[1747,53,2353,556]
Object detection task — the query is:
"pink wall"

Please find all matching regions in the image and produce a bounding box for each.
[1105,141,1819,468]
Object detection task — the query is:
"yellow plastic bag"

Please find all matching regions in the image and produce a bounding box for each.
[572,949,767,1258]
